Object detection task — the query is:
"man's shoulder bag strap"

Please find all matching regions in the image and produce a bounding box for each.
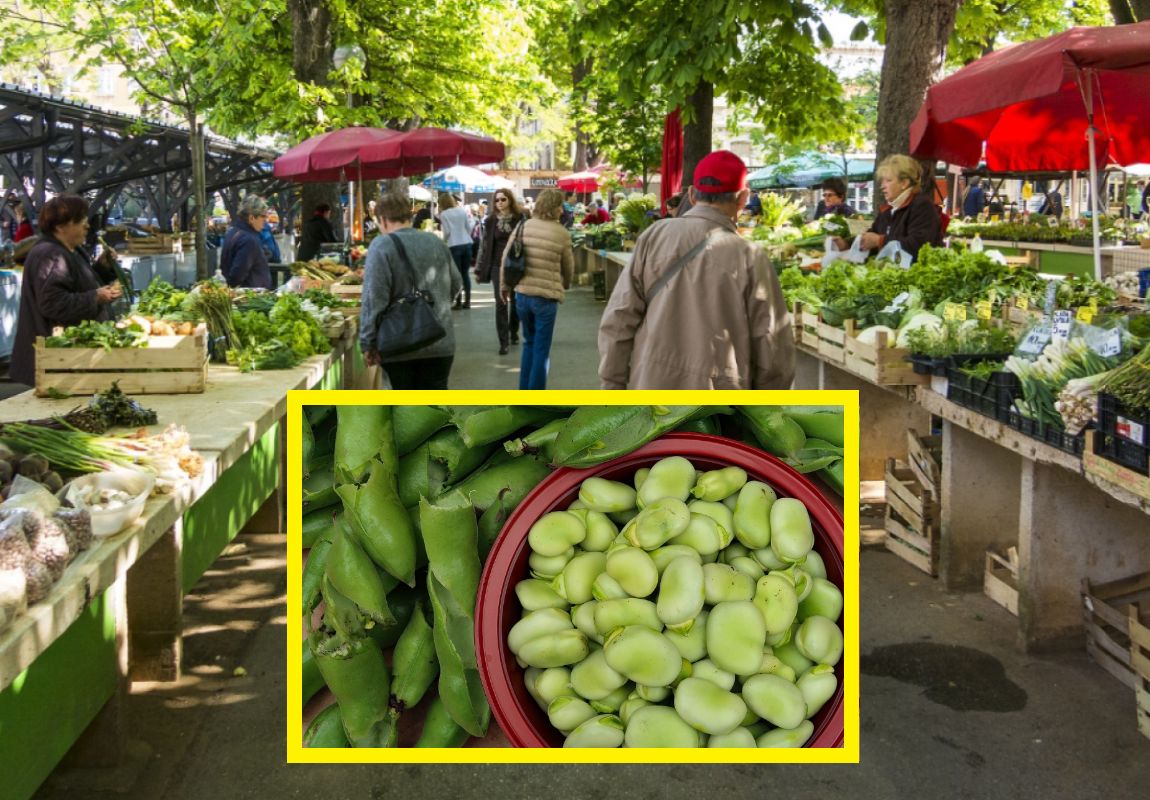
[645,226,726,304]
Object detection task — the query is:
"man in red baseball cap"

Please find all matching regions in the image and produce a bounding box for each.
[598,150,794,390]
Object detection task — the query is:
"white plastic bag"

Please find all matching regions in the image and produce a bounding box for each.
[821,235,868,269]
[876,240,913,269]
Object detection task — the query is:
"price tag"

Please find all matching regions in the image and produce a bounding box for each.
[1047,216,1059,228]
[1094,328,1122,358]
[1051,309,1073,341]
[1015,295,1030,311]
[976,300,994,320]
[1019,323,1051,355]
[943,303,967,322]
[1043,281,1058,316]
[1076,306,1095,324]
[1088,296,1099,311]
[990,214,1001,222]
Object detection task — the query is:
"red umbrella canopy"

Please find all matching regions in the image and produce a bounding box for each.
[274,127,405,182]
[358,127,506,173]
[557,171,600,192]
[910,21,1150,171]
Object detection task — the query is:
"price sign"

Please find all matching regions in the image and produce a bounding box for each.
[1052,309,1073,341]
[1043,281,1058,317]
[1088,296,1099,311]
[1015,295,1030,310]
[1019,323,1051,355]
[1093,328,1122,358]
[1076,306,1095,324]
[990,214,1001,222]
[1047,216,1059,228]
[976,300,994,320]
[943,303,967,322]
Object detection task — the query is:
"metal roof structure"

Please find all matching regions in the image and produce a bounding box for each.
[0,83,289,229]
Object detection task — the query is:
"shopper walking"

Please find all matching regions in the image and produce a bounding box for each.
[598,150,794,390]
[438,192,475,309]
[296,203,338,261]
[360,191,461,390]
[219,195,273,289]
[501,188,573,389]
[475,188,526,355]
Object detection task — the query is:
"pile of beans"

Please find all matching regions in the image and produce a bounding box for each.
[507,456,844,748]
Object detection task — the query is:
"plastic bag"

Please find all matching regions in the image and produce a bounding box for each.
[0,476,60,516]
[821,235,868,269]
[875,240,913,269]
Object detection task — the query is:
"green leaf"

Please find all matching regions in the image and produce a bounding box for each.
[850,21,870,41]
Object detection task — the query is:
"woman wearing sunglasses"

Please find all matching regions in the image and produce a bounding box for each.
[475,188,527,355]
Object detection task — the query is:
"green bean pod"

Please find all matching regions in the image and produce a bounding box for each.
[302,639,325,705]
[818,459,845,496]
[414,694,471,747]
[326,521,395,625]
[742,673,806,730]
[337,460,417,586]
[390,602,439,717]
[335,406,395,483]
[309,629,392,747]
[303,508,340,550]
[779,407,845,447]
[395,443,440,509]
[551,406,702,468]
[394,406,451,456]
[675,416,721,435]
[303,457,339,512]
[306,404,334,426]
[504,417,569,462]
[320,575,366,641]
[303,703,349,748]
[302,538,332,618]
[302,413,315,476]
[476,494,511,562]
[737,406,807,459]
[450,406,558,448]
[427,426,498,485]
[623,706,701,747]
[449,454,553,513]
[368,583,419,651]
[733,481,777,549]
[564,714,626,748]
[756,720,814,748]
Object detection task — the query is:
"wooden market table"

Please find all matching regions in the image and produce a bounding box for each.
[792,342,1150,654]
[0,338,357,800]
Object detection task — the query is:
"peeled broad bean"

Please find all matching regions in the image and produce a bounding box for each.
[720,541,750,564]
[703,563,755,604]
[729,556,765,581]
[604,625,682,686]
[529,511,587,557]
[799,577,843,622]
[518,629,590,668]
[564,714,625,748]
[590,684,631,714]
[690,658,736,691]
[759,653,797,683]
[674,677,748,735]
[803,550,827,579]
[535,666,576,706]
[753,574,799,636]
[756,720,814,748]
[797,664,838,718]
[516,578,568,611]
[635,683,670,702]
[707,600,767,676]
[637,456,697,508]
[742,673,806,730]
[524,667,544,708]
[794,615,844,666]
[593,598,662,636]
[553,552,607,605]
[668,513,731,555]
[508,608,573,655]
[708,727,758,748]
[656,557,706,633]
[623,706,701,748]
[623,498,691,550]
[692,466,748,502]
[733,481,776,549]
[571,601,603,644]
[752,546,788,571]
[579,477,638,513]
[570,648,628,701]
[592,572,630,601]
[773,640,815,677]
[664,609,708,662]
[633,467,650,492]
[649,544,703,574]
[582,511,619,552]
[769,498,814,563]
[548,696,598,733]
[689,500,736,538]
[619,695,651,725]
[605,546,659,598]
[529,547,575,580]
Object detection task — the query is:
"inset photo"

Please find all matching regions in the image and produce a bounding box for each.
[288,392,859,763]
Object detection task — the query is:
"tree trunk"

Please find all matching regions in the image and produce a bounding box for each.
[1111,0,1150,23]
[290,0,342,240]
[188,116,210,280]
[681,80,714,189]
[573,57,593,171]
[875,0,961,195]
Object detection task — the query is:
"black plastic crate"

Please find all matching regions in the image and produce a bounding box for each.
[907,354,948,376]
[1094,393,1150,475]
[946,361,1019,423]
[1006,410,1086,456]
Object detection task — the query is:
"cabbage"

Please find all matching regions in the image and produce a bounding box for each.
[856,325,897,348]
[896,312,943,349]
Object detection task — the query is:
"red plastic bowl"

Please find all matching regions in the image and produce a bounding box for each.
[475,432,846,748]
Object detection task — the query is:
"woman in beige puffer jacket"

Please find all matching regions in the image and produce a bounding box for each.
[499,188,574,389]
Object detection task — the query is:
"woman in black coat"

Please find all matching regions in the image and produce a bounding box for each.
[10,194,123,386]
[474,188,526,355]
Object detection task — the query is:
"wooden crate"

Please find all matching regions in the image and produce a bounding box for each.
[907,429,942,496]
[299,277,334,292]
[34,325,208,397]
[984,548,1020,616]
[336,306,361,318]
[883,458,940,576]
[331,283,363,301]
[126,240,177,255]
[816,317,849,364]
[1081,571,1150,689]
[1003,303,1045,332]
[1084,431,1150,501]
[799,307,821,350]
[1132,607,1150,742]
[844,327,929,386]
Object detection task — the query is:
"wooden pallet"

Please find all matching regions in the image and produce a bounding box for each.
[817,317,849,364]
[883,458,940,576]
[1132,607,1150,742]
[34,325,208,397]
[1081,571,1150,689]
[907,429,942,497]
[984,548,1020,616]
[844,327,929,386]
[1084,432,1150,501]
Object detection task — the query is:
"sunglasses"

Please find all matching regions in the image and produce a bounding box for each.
[495,198,509,203]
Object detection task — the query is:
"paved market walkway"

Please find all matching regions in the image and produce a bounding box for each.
[33,536,1150,800]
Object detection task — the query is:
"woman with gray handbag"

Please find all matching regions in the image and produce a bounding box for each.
[360,192,462,390]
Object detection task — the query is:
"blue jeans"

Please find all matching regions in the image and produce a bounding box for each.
[515,293,558,390]
[449,244,471,295]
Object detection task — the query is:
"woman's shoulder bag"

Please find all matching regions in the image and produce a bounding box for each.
[374,232,447,360]
[503,220,527,288]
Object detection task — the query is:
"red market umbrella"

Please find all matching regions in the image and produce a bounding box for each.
[557,171,600,192]
[359,127,506,174]
[660,108,684,215]
[909,21,1150,278]
[273,127,405,182]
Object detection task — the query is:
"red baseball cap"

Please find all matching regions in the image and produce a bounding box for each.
[693,150,748,194]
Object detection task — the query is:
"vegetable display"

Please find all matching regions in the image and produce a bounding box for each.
[44,320,148,350]
[301,404,847,749]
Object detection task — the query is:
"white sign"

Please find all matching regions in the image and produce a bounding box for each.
[1051,310,1073,342]
[1093,328,1122,358]
[1019,323,1052,355]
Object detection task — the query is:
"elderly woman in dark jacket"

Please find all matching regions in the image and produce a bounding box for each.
[9,194,123,386]
[475,188,527,355]
[220,194,273,289]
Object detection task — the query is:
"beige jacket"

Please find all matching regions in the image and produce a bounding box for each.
[597,204,795,390]
[500,218,574,301]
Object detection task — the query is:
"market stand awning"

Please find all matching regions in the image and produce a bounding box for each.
[748,154,874,190]
[273,127,404,182]
[359,127,505,174]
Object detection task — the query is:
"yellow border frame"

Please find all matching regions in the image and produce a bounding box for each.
[286,390,860,764]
